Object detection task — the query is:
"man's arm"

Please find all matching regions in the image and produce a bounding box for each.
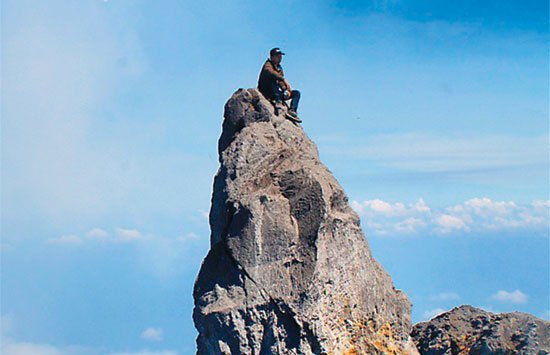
[284,79,292,92]
[263,61,285,81]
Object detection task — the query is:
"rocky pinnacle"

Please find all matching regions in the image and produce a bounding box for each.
[192,88,418,354]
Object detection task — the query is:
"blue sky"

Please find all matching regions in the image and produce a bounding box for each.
[1,0,548,354]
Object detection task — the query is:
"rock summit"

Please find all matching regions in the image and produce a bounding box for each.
[193,89,418,354]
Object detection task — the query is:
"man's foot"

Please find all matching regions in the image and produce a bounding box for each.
[286,110,302,123]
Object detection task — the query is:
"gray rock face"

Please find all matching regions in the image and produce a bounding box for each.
[411,305,550,354]
[193,88,418,354]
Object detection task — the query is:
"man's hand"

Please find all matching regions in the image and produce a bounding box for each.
[284,79,292,92]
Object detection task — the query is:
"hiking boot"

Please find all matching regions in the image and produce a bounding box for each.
[286,110,302,123]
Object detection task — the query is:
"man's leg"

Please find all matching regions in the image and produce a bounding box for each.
[289,90,300,112]
[268,81,283,102]
[265,81,285,115]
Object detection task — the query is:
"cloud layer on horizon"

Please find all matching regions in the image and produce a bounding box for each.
[352,197,549,236]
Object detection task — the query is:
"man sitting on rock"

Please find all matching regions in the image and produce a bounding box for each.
[258,47,301,123]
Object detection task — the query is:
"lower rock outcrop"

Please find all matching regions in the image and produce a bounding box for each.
[411,305,550,354]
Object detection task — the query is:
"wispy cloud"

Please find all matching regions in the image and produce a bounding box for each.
[47,235,84,245]
[352,197,549,236]
[2,0,145,227]
[1,315,176,355]
[2,340,72,355]
[45,227,208,279]
[116,228,145,242]
[1,314,92,355]
[86,228,110,240]
[326,133,549,174]
[47,228,145,245]
[422,308,447,320]
[140,327,163,342]
[491,289,528,304]
[1,0,214,246]
[47,227,206,246]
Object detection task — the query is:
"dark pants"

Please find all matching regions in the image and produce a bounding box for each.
[266,81,301,112]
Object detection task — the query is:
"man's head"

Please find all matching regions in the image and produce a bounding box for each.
[269,47,285,65]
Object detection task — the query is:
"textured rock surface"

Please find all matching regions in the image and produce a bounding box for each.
[193,88,418,354]
[411,305,550,354]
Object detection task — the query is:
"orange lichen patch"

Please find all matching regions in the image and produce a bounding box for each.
[324,297,408,354]
[373,323,402,353]
[455,334,472,354]
[343,347,358,355]
[377,322,394,337]
[334,317,405,355]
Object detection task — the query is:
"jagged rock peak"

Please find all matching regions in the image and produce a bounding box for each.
[193,88,418,354]
[412,304,550,354]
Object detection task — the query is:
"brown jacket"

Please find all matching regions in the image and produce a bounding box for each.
[258,59,285,99]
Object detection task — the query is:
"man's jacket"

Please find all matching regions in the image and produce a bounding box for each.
[258,59,285,99]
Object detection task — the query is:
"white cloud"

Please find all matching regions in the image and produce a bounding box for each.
[140,327,163,342]
[434,214,468,234]
[446,198,549,232]
[352,198,432,234]
[412,199,431,213]
[352,199,407,216]
[532,200,550,210]
[422,308,447,320]
[394,217,426,233]
[47,235,83,245]
[463,198,517,216]
[116,228,144,242]
[429,292,460,301]
[352,197,549,236]
[491,289,528,304]
[86,228,110,240]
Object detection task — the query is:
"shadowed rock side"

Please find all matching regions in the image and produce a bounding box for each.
[193,88,418,354]
[411,305,550,354]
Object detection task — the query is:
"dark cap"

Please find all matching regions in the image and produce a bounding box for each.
[270,47,285,56]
